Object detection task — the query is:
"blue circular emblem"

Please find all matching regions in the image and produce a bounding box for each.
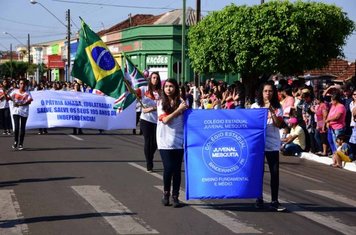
[91,46,115,70]
[202,130,249,175]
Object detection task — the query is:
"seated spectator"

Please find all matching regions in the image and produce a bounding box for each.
[280,117,306,156]
[280,126,290,147]
[331,134,354,168]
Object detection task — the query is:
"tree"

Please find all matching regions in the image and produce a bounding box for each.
[0,61,28,79]
[188,0,355,80]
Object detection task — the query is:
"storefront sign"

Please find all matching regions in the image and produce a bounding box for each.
[146,55,168,65]
[48,55,65,69]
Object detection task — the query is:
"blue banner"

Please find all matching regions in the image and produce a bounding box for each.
[184,109,267,200]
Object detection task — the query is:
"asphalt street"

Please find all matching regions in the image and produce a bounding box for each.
[0,128,355,235]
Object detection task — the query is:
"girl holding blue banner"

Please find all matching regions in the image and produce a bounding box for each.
[251,81,286,212]
[157,78,188,208]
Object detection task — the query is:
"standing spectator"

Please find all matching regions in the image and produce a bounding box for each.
[36,83,48,135]
[279,85,295,122]
[140,72,161,172]
[348,88,356,157]
[301,91,316,153]
[133,89,142,135]
[9,78,33,150]
[251,81,286,212]
[0,79,12,135]
[157,78,187,208]
[326,92,346,153]
[313,94,329,156]
[341,85,353,136]
[233,81,246,109]
[72,83,84,135]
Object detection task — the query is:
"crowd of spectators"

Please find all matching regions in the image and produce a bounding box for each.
[1,75,355,168]
[180,76,355,168]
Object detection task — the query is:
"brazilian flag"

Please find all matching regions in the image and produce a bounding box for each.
[72,20,135,112]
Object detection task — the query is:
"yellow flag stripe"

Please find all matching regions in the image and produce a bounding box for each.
[85,41,121,82]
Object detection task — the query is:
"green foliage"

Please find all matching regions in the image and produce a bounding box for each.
[0,61,28,79]
[188,0,355,78]
[0,62,47,79]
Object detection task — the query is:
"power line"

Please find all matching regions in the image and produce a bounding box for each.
[0,16,55,29]
[52,0,215,13]
[52,0,178,10]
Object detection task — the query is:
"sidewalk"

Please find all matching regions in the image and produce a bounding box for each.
[301,152,356,172]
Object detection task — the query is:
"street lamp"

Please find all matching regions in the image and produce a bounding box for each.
[3,32,25,47]
[3,32,30,63]
[30,0,71,82]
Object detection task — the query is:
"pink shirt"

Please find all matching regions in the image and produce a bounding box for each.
[315,102,328,130]
[327,103,346,130]
[281,96,295,118]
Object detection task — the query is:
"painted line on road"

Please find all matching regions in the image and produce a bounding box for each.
[68,134,83,141]
[71,185,158,234]
[154,185,262,234]
[280,168,324,183]
[0,190,28,234]
[128,162,262,234]
[263,193,356,235]
[307,190,356,207]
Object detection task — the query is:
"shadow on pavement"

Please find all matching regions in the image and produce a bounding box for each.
[0,212,135,228]
[0,176,83,188]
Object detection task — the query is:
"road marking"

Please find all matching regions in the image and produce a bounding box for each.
[68,134,83,141]
[0,190,28,234]
[307,190,356,207]
[280,168,324,183]
[71,185,158,234]
[129,163,262,234]
[263,193,356,235]
[154,186,262,234]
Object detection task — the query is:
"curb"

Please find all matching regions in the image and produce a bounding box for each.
[300,152,356,172]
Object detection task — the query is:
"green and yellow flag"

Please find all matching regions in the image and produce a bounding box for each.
[71,20,135,112]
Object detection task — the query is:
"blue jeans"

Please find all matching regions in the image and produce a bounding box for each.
[284,143,303,156]
[159,149,184,196]
[13,114,27,145]
[258,151,279,202]
[328,127,345,153]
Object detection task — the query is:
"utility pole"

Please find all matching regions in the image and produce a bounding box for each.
[10,43,13,79]
[27,34,31,64]
[261,0,265,4]
[194,0,201,87]
[181,0,186,84]
[66,9,71,82]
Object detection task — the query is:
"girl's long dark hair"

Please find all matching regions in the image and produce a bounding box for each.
[147,72,161,98]
[161,78,180,114]
[256,81,281,109]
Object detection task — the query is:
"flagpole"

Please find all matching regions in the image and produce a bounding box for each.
[122,52,146,108]
[122,79,145,108]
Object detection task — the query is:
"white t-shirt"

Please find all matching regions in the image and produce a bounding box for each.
[156,100,184,150]
[251,103,283,151]
[350,101,356,127]
[9,89,32,117]
[290,125,306,150]
[140,86,159,123]
[0,88,9,109]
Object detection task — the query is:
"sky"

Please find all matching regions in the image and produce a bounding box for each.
[0,0,355,61]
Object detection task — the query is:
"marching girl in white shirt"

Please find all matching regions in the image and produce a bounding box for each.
[140,72,161,172]
[9,78,33,150]
[157,78,188,208]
